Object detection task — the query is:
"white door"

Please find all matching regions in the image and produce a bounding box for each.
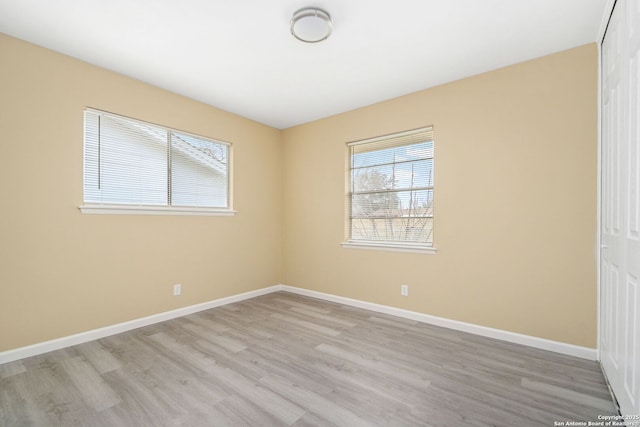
[600,0,640,418]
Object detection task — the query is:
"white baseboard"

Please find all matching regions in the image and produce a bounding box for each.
[0,285,281,365]
[0,283,597,364]
[279,285,598,361]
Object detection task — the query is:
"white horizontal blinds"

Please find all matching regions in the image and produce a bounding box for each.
[348,126,434,244]
[170,132,229,208]
[83,109,230,209]
[83,111,100,201]
[84,110,168,205]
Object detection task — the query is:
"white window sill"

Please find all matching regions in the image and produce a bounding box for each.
[79,204,237,216]
[341,241,437,254]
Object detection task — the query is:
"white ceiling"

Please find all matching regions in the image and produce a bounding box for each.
[0,0,609,129]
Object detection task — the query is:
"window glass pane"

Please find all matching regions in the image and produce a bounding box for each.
[171,132,228,208]
[347,128,434,246]
[352,158,433,192]
[352,141,433,168]
[351,189,433,218]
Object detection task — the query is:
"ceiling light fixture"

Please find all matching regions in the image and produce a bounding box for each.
[290,7,332,43]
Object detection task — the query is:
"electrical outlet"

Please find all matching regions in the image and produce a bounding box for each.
[173,284,181,296]
[401,284,409,296]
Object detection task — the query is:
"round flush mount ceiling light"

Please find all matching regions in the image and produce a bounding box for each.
[290,7,332,43]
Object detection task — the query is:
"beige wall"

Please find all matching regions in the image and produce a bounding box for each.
[0,32,598,353]
[0,33,282,351]
[282,44,598,347]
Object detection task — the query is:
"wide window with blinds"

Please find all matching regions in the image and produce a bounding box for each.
[82,109,232,215]
[344,126,435,252]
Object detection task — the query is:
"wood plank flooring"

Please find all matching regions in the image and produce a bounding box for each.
[0,291,617,426]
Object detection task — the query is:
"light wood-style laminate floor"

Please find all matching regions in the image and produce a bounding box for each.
[0,291,617,426]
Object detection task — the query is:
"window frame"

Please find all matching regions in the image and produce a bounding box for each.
[341,126,436,254]
[79,108,235,216]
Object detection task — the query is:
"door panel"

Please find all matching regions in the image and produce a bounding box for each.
[601,0,640,418]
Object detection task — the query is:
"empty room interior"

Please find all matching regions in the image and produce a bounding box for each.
[1,0,639,426]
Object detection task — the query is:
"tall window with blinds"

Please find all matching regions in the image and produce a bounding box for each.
[346,127,434,250]
[83,109,231,213]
